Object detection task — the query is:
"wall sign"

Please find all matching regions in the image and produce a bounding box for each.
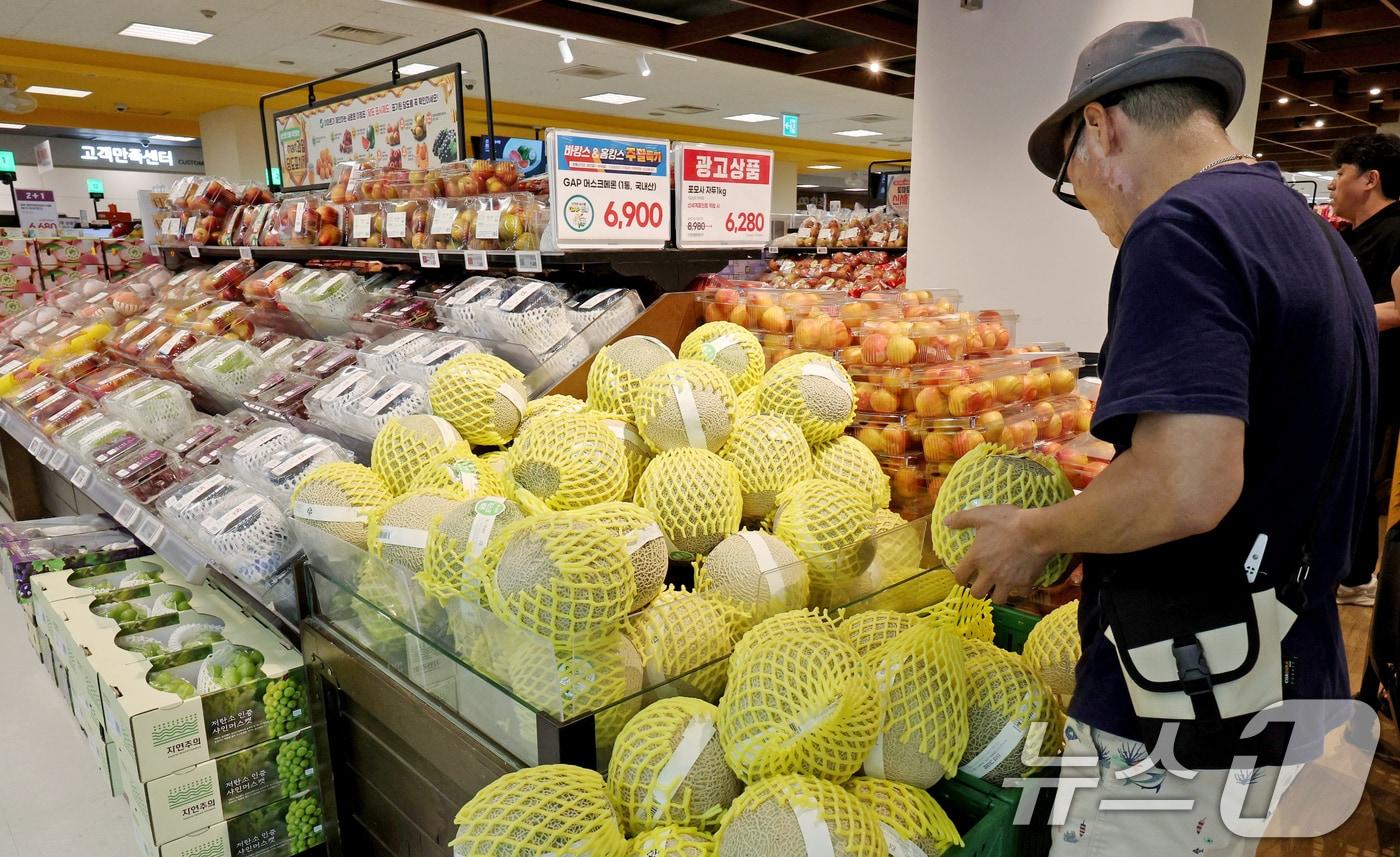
[15,189,59,231]
[80,144,174,168]
[674,143,773,249]
[273,65,465,190]
[0,133,203,173]
[887,173,911,217]
[547,128,670,249]
[782,114,799,138]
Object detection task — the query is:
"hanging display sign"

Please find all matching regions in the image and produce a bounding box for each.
[887,173,911,217]
[15,189,59,231]
[547,129,670,249]
[273,65,465,190]
[674,143,773,248]
[34,141,53,174]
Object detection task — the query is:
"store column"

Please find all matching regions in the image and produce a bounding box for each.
[199,106,275,184]
[907,0,1268,350]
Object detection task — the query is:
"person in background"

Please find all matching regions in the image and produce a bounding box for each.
[1330,132,1400,607]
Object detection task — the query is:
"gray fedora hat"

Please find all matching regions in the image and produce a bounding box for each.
[1027,17,1246,178]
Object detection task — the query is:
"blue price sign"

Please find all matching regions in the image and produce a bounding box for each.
[782,114,799,138]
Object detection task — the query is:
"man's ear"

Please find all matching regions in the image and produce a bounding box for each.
[1081,102,1116,157]
[1363,168,1381,192]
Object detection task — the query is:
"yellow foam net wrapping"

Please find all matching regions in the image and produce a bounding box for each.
[695,531,808,624]
[728,608,839,675]
[507,631,642,754]
[826,510,930,611]
[771,478,875,599]
[484,511,636,648]
[720,414,813,521]
[407,441,508,499]
[1023,599,1080,697]
[920,584,995,643]
[679,321,765,395]
[371,414,462,494]
[732,385,760,424]
[838,610,917,659]
[418,495,526,605]
[864,622,968,789]
[477,450,518,501]
[289,462,393,550]
[628,588,742,701]
[713,774,885,857]
[931,444,1074,585]
[450,765,628,857]
[756,353,856,445]
[366,489,464,573]
[962,649,1065,783]
[634,448,743,556]
[507,413,629,511]
[844,777,963,857]
[428,352,528,447]
[519,393,589,436]
[633,359,737,454]
[588,335,677,416]
[592,412,653,501]
[608,697,741,835]
[630,825,715,857]
[866,567,957,615]
[810,436,891,511]
[718,628,882,783]
[575,501,669,611]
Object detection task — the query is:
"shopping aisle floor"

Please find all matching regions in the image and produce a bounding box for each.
[0,595,141,857]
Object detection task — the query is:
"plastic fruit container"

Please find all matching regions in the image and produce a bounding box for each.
[478,277,571,355]
[379,199,425,250]
[425,197,473,249]
[882,452,933,520]
[157,471,245,533]
[240,261,302,306]
[7,377,63,413]
[849,412,927,458]
[198,259,255,300]
[469,193,543,252]
[62,417,134,463]
[258,435,352,503]
[89,430,148,470]
[343,376,427,438]
[352,294,436,331]
[74,364,144,401]
[327,161,368,204]
[303,366,380,427]
[108,318,165,360]
[277,196,343,247]
[32,390,96,437]
[279,270,371,335]
[49,350,110,386]
[918,405,1031,467]
[434,276,504,338]
[170,419,226,459]
[138,328,203,379]
[356,329,445,375]
[402,336,480,387]
[194,177,239,217]
[186,431,242,468]
[1005,394,1095,446]
[286,341,358,379]
[346,201,386,248]
[190,301,255,340]
[697,286,849,334]
[855,317,970,366]
[245,375,318,420]
[107,446,192,503]
[101,378,196,443]
[965,310,1018,356]
[195,490,297,584]
[1038,435,1113,491]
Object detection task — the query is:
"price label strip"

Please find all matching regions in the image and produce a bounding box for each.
[135,514,164,546]
[116,500,141,528]
[464,250,488,271]
[419,249,441,268]
[674,144,773,249]
[515,250,542,273]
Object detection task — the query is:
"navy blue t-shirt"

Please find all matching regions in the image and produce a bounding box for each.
[1073,162,1379,741]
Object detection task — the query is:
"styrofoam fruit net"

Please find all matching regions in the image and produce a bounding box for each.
[732,385,760,424]
[166,622,226,652]
[407,441,508,500]
[105,380,196,443]
[482,277,572,355]
[695,531,808,624]
[478,450,518,502]
[507,413,628,511]
[507,631,643,751]
[634,448,742,556]
[629,825,715,857]
[450,765,628,857]
[519,393,589,436]
[587,335,676,417]
[366,489,464,573]
[718,628,882,784]
[149,590,189,616]
[728,608,840,677]
[771,479,875,598]
[428,352,528,446]
[756,353,855,445]
[591,412,652,501]
[484,511,636,648]
[713,774,885,857]
[608,697,741,835]
[720,414,813,522]
[419,495,526,606]
[195,644,265,694]
[224,425,302,481]
[930,444,1074,585]
[962,648,1065,782]
[634,359,737,454]
[627,588,743,701]
[371,414,462,494]
[838,610,917,659]
[864,622,968,789]
[573,501,668,611]
[202,492,297,583]
[359,330,445,376]
[1023,599,1080,697]
[261,437,352,501]
[811,436,891,511]
[306,367,381,425]
[289,463,393,550]
[350,377,430,436]
[679,321,765,395]
[844,777,963,857]
[919,584,994,643]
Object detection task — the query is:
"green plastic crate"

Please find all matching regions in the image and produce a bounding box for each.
[936,772,1052,857]
[991,603,1040,654]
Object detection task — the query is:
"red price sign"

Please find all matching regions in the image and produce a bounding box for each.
[675,144,773,248]
[725,212,766,233]
[604,200,666,229]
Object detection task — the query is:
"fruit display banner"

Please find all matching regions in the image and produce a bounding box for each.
[674,143,773,249]
[887,173,910,217]
[548,129,671,249]
[274,65,465,190]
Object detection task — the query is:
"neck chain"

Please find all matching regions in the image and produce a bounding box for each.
[1199,153,1249,174]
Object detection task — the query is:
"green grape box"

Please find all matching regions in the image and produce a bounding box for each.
[72,691,124,800]
[30,555,183,605]
[121,727,321,849]
[131,786,327,857]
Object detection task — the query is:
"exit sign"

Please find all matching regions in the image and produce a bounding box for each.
[782,114,799,138]
[87,178,105,195]
[0,151,14,172]
[265,167,281,186]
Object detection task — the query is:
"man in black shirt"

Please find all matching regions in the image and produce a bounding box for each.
[1330,133,1400,606]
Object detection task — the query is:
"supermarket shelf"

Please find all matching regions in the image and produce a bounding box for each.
[763,245,907,256]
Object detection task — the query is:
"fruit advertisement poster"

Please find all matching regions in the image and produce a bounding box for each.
[274,65,465,190]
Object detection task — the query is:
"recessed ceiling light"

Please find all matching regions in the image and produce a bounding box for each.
[1299,0,1314,6]
[833,129,883,137]
[582,92,645,104]
[0,123,26,130]
[1314,118,1325,127]
[724,113,778,123]
[868,61,882,73]
[118,23,213,45]
[1277,96,1290,105]
[398,63,437,75]
[807,164,841,170]
[150,134,195,142]
[797,184,819,188]
[26,85,90,98]
[1371,86,1383,96]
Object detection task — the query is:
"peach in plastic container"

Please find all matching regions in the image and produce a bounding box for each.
[696,285,849,334]
[73,364,145,401]
[240,262,303,307]
[199,259,256,301]
[854,316,969,367]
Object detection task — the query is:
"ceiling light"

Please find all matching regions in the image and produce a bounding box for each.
[398,63,437,75]
[1371,86,1383,96]
[0,123,26,130]
[118,22,212,45]
[1314,118,1325,127]
[26,85,90,98]
[797,184,819,188]
[558,37,573,64]
[581,92,645,104]
[637,54,651,77]
[808,164,841,170]
[1308,102,1318,107]
[868,61,882,73]
[1277,96,1290,104]
[1254,152,1262,158]
[724,113,778,123]
[150,134,195,142]
[833,129,883,137]
[1299,0,1314,6]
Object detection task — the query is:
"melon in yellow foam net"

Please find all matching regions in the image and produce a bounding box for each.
[428,352,528,446]
[845,776,963,857]
[863,622,968,789]
[1022,599,1080,697]
[608,697,741,835]
[507,413,629,511]
[811,435,891,510]
[289,462,392,549]
[732,385,760,424]
[720,414,813,521]
[418,495,525,605]
[756,352,855,444]
[627,588,741,701]
[921,583,995,643]
[728,607,839,676]
[592,412,652,500]
[371,414,461,495]
[635,448,742,556]
[679,321,764,395]
[407,441,507,500]
[588,335,676,416]
[771,478,874,599]
[633,359,736,454]
[961,648,1064,783]
[574,501,669,611]
[630,825,715,857]
[367,489,464,573]
[713,774,885,857]
[696,531,807,624]
[519,393,589,436]
[838,609,917,659]
[450,765,628,857]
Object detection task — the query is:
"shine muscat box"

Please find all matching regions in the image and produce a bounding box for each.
[132,785,327,857]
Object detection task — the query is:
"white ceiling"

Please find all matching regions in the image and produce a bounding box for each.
[2,0,914,155]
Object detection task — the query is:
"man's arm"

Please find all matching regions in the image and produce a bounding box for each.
[1376,301,1400,332]
[947,412,1244,602]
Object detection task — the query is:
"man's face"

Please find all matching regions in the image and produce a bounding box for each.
[1328,164,1373,222]
[1063,113,1127,247]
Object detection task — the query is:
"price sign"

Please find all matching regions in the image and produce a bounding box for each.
[418,249,441,268]
[238,246,253,261]
[674,144,773,248]
[464,250,488,271]
[189,245,201,258]
[135,514,164,546]
[72,466,92,490]
[116,500,140,528]
[48,450,69,473]
[548,129,670,249]
[26,438,48,464]
[515,251,543,273]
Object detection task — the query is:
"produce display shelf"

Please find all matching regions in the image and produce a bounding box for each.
[763,244,908,256]
[162,245,758,269]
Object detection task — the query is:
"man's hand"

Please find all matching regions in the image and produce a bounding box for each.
[945,504,1054,603]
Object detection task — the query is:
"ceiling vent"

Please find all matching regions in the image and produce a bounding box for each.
[552,64,624,79]
[847,113,897,123]
[660,105,716,115]
[316,24,406,46]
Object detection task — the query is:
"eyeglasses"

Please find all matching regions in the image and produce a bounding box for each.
[1053,119,1087,210]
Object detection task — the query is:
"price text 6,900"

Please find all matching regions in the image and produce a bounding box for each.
[604,200,664,229]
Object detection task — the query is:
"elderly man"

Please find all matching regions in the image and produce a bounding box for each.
[947,19,1377,856]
